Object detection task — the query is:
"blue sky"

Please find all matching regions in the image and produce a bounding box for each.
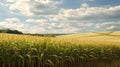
[0,0,120,34]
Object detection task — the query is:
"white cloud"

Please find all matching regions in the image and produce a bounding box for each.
[50,4,120,32]
[81,3,89,7]
[7,0,62,16]
[1,2,120,33]
[0,2,9,7]
[0,18,26,32]
[26,19,48,23]
[22,3,120,33]
[0,18,79,34]
[96,21,120,31]
[7,0,16,2]
[25,18,86,33]
[53,4,120,22]
[5,18,20,23]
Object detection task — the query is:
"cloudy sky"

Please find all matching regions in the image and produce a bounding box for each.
[0,0,120,34]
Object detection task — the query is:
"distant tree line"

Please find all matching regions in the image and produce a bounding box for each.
[0,29,23,34]
[0,29,67,37]
[25,33,67,37]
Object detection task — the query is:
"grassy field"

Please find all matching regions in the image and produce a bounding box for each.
[0,31,120,67]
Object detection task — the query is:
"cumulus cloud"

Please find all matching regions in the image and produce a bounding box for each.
[26,18,95,33]
[5,18,20,23]
[1,2,120,33]
[52,4,120,22]
[26,19,48,23]
[24,4,120,33]
[0,17,80,34]
[49,4,120,32]
[0,18,26,32]
[7,0,16,2]
[0,2,9,7]
[96,21,120,31]
[26,19,72,33]
[7,0,62,16]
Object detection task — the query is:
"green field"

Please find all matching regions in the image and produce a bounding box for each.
[0,31,120,67]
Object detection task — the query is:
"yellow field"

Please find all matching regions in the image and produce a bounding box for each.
[0,31,120,67]
[57,31,120,45]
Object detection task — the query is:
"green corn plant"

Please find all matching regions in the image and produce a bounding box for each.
[17,55,24,67]
[46,59,54,67]
[24,54,31,67]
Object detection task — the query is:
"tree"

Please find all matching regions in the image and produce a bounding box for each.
[0,29,23,34]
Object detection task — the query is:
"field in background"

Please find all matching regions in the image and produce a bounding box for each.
[0,31,120,67]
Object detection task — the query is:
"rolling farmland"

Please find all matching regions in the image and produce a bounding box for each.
[0,31,120,67]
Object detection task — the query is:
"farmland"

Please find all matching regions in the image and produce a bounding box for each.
[0,31,120,67]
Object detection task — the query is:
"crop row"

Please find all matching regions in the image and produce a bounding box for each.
[0,33,120,67]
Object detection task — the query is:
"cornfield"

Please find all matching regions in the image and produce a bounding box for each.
[0,33,120,67]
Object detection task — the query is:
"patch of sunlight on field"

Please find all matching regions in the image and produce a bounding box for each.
[57,31,120,39]
[57,31,120,45]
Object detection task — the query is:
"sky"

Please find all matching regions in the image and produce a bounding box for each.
[0,0,120,34]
